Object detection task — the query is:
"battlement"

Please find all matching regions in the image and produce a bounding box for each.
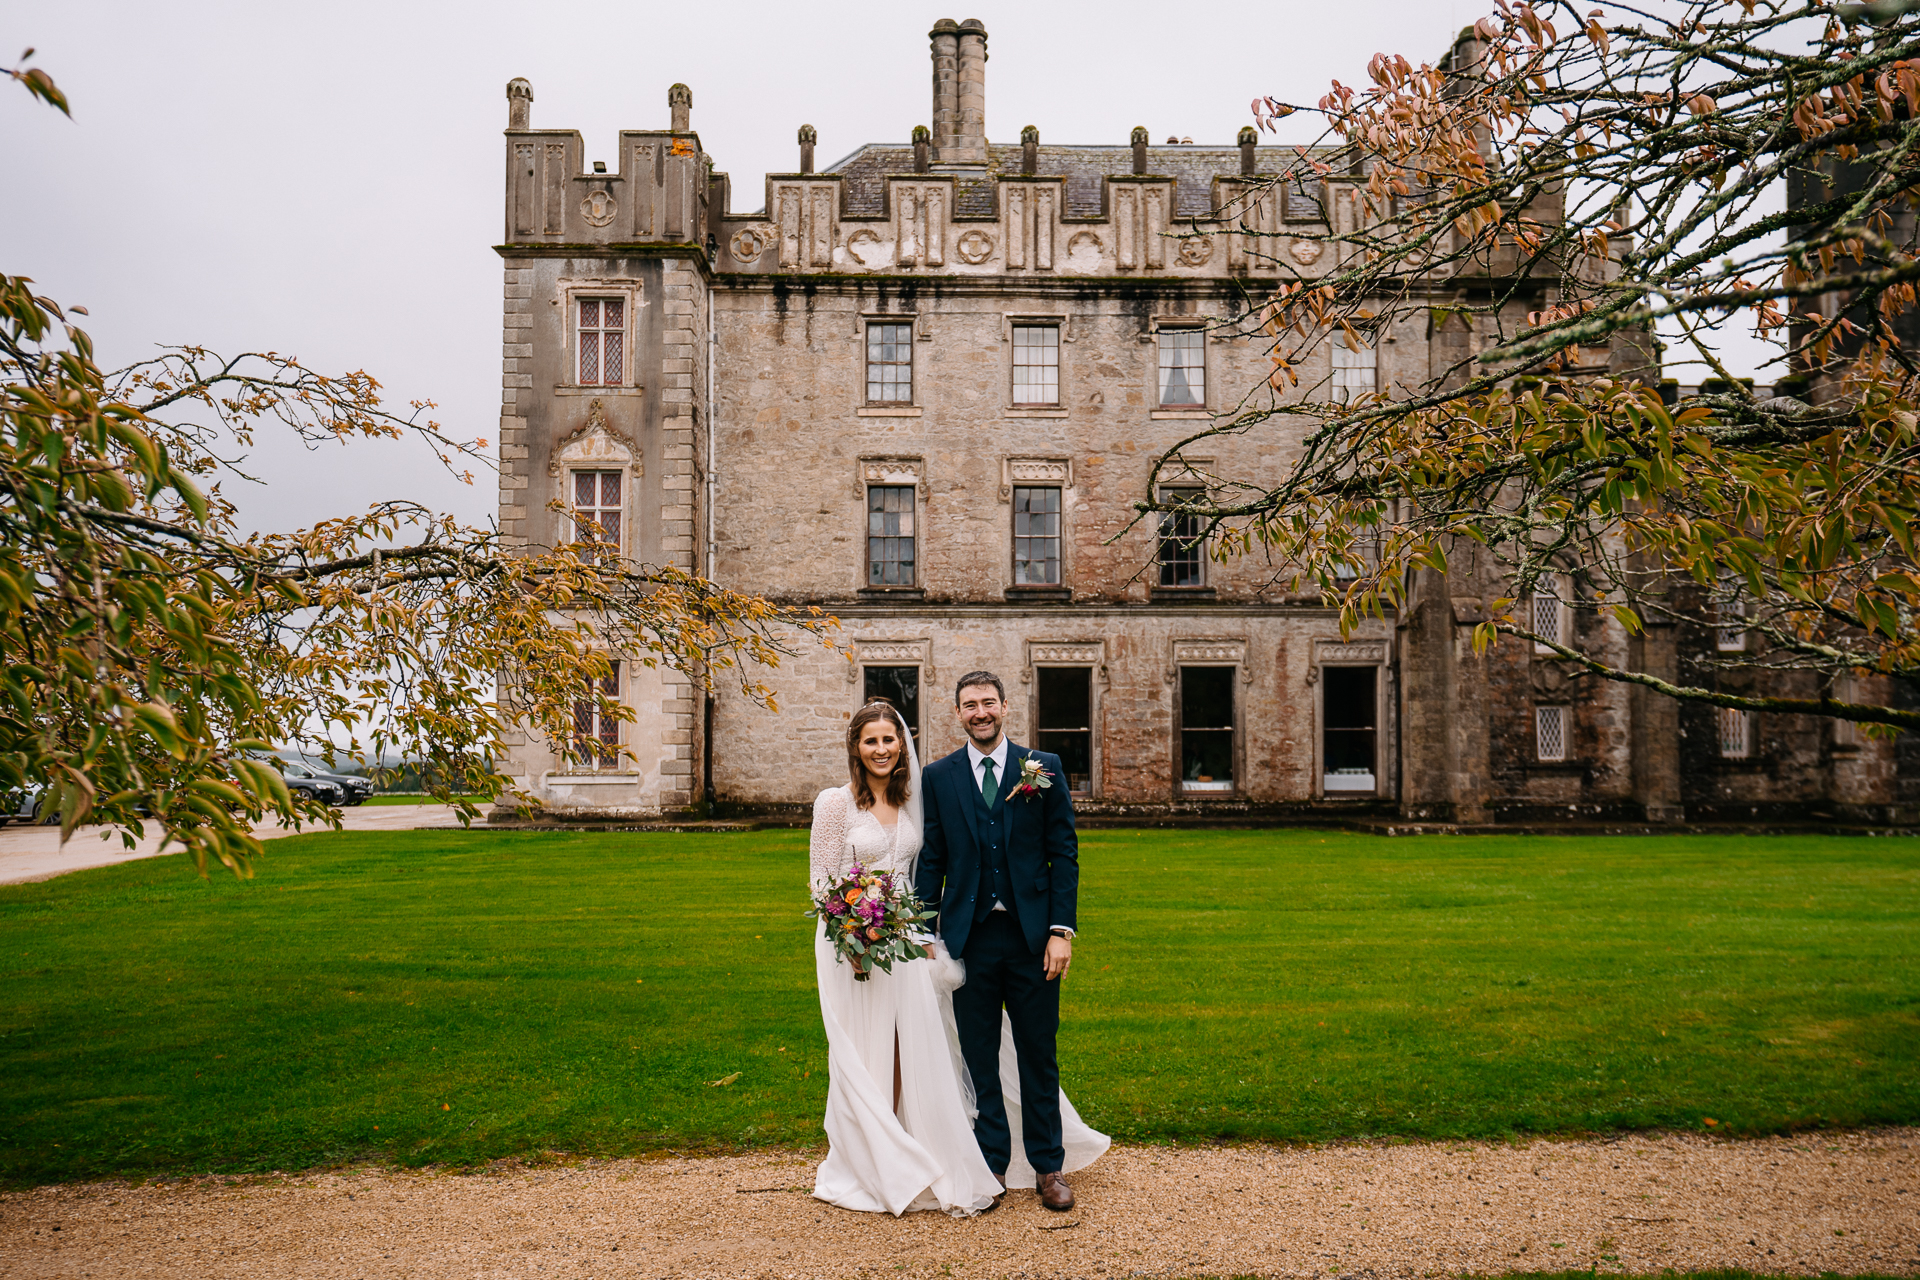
[502,17,1558,281]
[501,79,716,250]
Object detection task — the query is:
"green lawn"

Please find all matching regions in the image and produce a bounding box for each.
[1,828,1915,1182]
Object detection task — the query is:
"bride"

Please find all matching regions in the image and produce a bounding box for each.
[808,700,1106,1216]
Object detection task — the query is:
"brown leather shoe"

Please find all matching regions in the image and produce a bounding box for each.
[1037,1170,1074,1212]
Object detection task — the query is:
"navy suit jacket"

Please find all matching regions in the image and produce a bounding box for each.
[914,741,1079,958]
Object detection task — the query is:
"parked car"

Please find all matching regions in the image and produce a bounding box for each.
[280,760,372,806]
[0,785,50,827]
[285,775,347,807]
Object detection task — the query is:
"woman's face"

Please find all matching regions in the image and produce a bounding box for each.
[857,720,901,785]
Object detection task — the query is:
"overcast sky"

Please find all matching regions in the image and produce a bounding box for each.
[7,0,1752,535]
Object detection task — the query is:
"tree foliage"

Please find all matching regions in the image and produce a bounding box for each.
[2,66,836,873]
[1171,0,1920,729]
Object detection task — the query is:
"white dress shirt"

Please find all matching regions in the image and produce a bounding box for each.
[963,736,1074,938]
[965,736,1010,799]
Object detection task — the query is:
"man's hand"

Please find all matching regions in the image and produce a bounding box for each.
[1043,934,1072,981]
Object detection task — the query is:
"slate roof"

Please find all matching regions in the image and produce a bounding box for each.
[824,143,1337,221]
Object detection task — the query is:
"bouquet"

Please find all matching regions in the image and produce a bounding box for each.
[806,863,938,981]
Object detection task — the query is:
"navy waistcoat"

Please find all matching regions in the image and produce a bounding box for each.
[973,780,1009,922]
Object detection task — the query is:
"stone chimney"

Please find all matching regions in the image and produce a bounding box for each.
[669,82,692,133]
[506,78,533,130]
[1238,125,1257,176]
[912,125,931,173]
[1131,126,1149,175]
[1021,124,1039,176]
[929,18,988,166]
[798,124,816,174]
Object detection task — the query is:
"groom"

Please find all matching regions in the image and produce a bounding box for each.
[915,670,1080,1212]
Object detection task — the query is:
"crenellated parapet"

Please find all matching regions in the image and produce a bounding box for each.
[711,156,1355,280]
[501,80,713,250]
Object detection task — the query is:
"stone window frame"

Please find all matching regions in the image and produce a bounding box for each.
[1000,457,1074,595]
[856,456,926,595]
[1307,638,1395,801]
[863,317,918,408]
[1156,485,1209,590]
[849,638,934,750]
[1003,314,1067,413]
[555,278,643,395]
[558,654,631,777]
[1331,332,1378,404]
[1531,571,1574,655]
[1151,321,1209,413]
[1717,706,1754,760]
[1534,704,1568,763]
[567,467,625,563]
[1714,570,1750,652]
[1023,641,1107,799]
[1166,639,1251,800]
[548,398,643,560]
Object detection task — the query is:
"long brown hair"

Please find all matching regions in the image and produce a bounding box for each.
[847,701,912,810]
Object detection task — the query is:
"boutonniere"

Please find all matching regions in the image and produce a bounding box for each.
[1011,756,1054,801]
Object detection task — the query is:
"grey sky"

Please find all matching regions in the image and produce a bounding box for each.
[7,0,1749,536]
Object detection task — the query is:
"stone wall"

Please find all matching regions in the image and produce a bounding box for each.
[710,607,1393,810]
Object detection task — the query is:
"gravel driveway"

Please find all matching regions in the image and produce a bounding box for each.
[3,1129,1913,1278]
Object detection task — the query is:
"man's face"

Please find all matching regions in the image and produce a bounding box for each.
[955,684,1006,749]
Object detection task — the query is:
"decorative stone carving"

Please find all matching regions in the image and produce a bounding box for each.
[849,637,931,683]
[549,398,642,478]
[1029,642,1103,665]
[1306,638,1392,686]
[1177,235,1215,267]
[956,229,996,264]
[1287,237,1324,265]
[1024,641,1108,687]
[856,641,929,663]
[1317,643,1386,664]
[857,455,924,497]
[1166,638,1249,682]
[580,190,616,228]
[845,228,884,266]
[1531,662,1574,697]
[729,227,770,264]
[1066,230,1102,259]
[1000,455,1073,501]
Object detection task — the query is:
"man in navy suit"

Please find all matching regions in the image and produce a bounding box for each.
[915,669,1080,1212]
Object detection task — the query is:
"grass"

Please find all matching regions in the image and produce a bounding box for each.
[0,828,1915,1182]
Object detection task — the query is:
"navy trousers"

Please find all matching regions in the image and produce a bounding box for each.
[952,909,1063,1177]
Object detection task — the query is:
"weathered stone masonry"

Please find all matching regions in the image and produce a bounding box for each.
[493,25,1907,823]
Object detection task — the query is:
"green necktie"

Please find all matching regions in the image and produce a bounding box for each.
[980,757,997,808]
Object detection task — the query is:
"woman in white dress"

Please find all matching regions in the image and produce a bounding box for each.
[809,701,1107,1217]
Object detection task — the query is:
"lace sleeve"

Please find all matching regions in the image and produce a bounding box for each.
[809,787,852,888]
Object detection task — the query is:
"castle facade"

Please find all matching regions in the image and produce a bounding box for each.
[493,20,1909,824]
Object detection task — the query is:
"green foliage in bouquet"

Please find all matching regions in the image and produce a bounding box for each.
[806,863,937,981]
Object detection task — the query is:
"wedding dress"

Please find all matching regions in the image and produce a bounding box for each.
[808,715,1108,1216]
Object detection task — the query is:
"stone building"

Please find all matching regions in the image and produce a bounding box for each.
[492,20,1908,824]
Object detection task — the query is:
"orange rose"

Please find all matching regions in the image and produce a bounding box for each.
[866,927,883,941]
[844,887,864,905]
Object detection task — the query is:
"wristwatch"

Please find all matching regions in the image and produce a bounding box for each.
[1049,927,1075,939]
